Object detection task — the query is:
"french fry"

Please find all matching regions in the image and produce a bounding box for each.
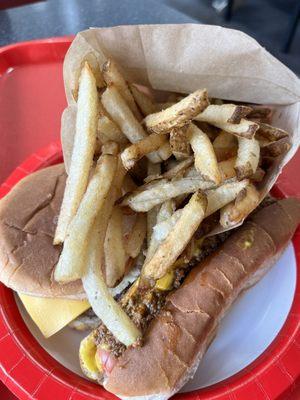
[142,191,207,281]
[102,141,119,155]
[195,104,252,124]
[129,84,157,116]
[257,122,289,142]
[163,157,194,180]
[54,153,117,282]
[144,89,209,134]
[105,207,128,287]
[102,59,142,120]
[123,213,138,239]
[205,179,249,217]
[248,107,272,123]
[256,135,270,148]
[213,131,238,161]
[152,209,182,242]
[195,121,220,140]
[124,213,147,258]
[220,184,260,227]
[146,162,161,247]
[121,134,167,170]
[113,156,128,200]
[235,137,260,180]
[170,127,191,160]
[54,63,98,244]
[71,56,105,102]
[188,123,221,184]
[157,141,172,161]
[194,114,259,139]
[183,158,236,183]
[97,115,128,144]
[218,157,236,180]
[121,175,215,212]
[146,200,176,262]
[261,137,291,157]
[101,85,162,164]
[82,209,141,347]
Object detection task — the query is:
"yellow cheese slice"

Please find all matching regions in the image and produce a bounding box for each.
[18,293,90,338]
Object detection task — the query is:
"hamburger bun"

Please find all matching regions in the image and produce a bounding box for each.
[0,164,85,299]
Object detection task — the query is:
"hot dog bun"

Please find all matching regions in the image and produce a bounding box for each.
[104,198,300,400]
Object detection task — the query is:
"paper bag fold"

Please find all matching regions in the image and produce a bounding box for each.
[61,24,300,230]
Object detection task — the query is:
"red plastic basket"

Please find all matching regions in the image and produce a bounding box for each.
[0,37,299,400]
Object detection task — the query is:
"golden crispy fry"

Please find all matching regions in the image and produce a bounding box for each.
[257,122,289,142]
[97,115,128,144]
[129,84,157,116]
[183,158,236,183]
[142,191,207,281]
[170,127,191,160]
[261,137,291,157]
[218,157,236,180]
[195,121,220,140]
[195,114,259,139]
[104,207,128,287]
[188,123,221,184]
[82,209,141,347]
[102,141,119,155]
[213,131,238,161]
[195,104,252,124]
[256,135,270,148]
[102,59,142,120]
[147,205,160,247]
[163,157,194,180]
[144,157,194,183]
[54,153,117,282]
[157,142,172,161]
[205,179,249,217]
[248,107,272,123]
[124,213,147,258]
[146,200,176,262]
[152,209,182,242]
[121,134,167,170]
[54,63,98,244]
[114,157,128,201]
[144,89,209,134]
[235,137,260,180]
[146,162,161,247]
[220,184,260,227]
[60,106,76,174]
[81,158,136,345]
[101,85,162,164]
[121,175,215,212]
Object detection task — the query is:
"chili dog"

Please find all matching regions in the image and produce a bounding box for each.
[86,198,300,399]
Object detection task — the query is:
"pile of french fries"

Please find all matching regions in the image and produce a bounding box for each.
[53,59,291,346]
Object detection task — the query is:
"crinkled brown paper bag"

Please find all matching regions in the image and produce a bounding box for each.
[61,24,300,231]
